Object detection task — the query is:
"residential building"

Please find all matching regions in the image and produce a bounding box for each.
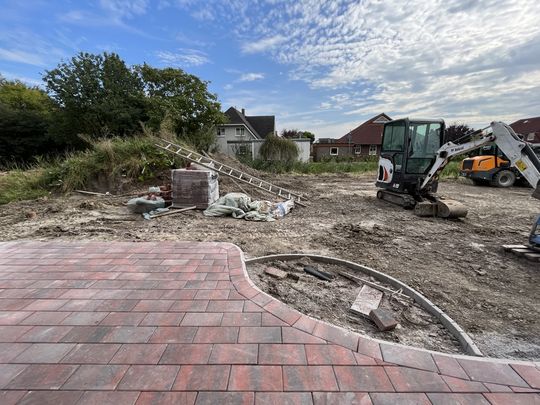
[313,113,391,161]
[215,107,311,162]
[510,116,540,144]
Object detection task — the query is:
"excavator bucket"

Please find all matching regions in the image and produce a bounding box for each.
[413,199,468,218]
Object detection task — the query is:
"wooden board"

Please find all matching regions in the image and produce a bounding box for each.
[350,285,383,318]
[502,244,527,251]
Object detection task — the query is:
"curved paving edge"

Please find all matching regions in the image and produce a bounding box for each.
[244,253,482,357]
[0,240,538,405]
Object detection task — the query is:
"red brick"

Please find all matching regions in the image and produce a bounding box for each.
[100,312,146,326]
[0,342,31,362]
[257,392,313,405]
[243,301,264,312]
[117,365,179,390]
[95,299,139,312]
[385,366,451,392]
[59,299,103,311]
[140,312,184,326]
[0,364,28,389]
[458,358,528,387]
[427,393,491,404]
[264,300,301,325]
[110,343,167,364]
[292,316,318,334]
[62,364,129,390]
[0,298,32,310]
[354,352,378,366]
[181,312,223,326]
[369,308,398,331]
[193,326,239,343]
[511,364,540,389]
[60,343,121,364]
[194,289,230,300]
[264,267,288,279]
[250,293,274,307]
[283,365,339,391]
[313,392,371,404]
[78,391,140,405]
[101,326,155,343]
[17,325,73,342]
[17,391,83,405]
[160,343,213,364]
[61,312,108,326]
[238,326,281,343]
[194,392,254,405]
[262,313,288,326]
[305,344,356,365]
[0,311,32,325]
[484,383,513,392]
[442,375,488,392]
[59,289,99,299]
[170,300,209,312]
[149,326,197,343]
[370,393,430,404]
[380,344,437,372]
[207,300,244,312]
[60,326,114,343]
[0,390,26,405]
[259,344,307,365]
[13,343,75,363]
[433,354,469,379]
[132,300,174,312]
[173,364,230,390]
[6,364,78,389]
[209,344,258,365]
[312,322,358,351]
[160,290,197,300]
[126,289,165,299]
[135,392,197,405]
[229,365,283,391]
[282,327,326,344]
[333,365,393,391]
[20,311,72,325]
[221,312,261,327]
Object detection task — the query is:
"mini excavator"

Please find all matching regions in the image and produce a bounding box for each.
[375,119,540,251]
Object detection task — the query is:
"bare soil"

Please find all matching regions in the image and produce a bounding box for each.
[0,173,538,360]
[248,258,462,354]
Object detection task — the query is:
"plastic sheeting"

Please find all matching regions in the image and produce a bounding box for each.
[203,193,294,221]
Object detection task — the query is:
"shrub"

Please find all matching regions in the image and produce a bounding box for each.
[259,135,299,162]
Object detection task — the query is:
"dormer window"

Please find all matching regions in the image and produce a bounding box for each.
[236,127,245,136]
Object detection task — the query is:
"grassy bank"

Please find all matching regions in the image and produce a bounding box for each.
[0,135,184,205]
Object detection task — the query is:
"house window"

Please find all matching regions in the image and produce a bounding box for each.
[217,127,225,136]
[330,147,338,156]
[354,146,362,155]
[237,145,249,155]
[527,133,535,141]
[369,145,378,155]
[236,127,245,136]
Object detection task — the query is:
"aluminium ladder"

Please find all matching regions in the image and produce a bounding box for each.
[155,139,308,206]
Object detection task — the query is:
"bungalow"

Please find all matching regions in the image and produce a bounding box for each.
[510,116,540,144]
[215,107,310,162]
[313,113,391,161]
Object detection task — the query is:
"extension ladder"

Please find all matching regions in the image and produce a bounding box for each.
[155,139,308,206]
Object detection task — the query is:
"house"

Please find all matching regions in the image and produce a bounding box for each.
[313,113,391,161]
[510,116,540,144]
[215,107,311,162]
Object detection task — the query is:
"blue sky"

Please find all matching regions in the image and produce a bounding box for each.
[1,0,540,138]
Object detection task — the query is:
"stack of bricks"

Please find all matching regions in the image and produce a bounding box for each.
[171,169,219,210]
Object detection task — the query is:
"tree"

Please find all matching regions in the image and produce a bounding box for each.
[445,123,474,143]
[281,128,315,143]
[259,134,299,162]
[43,52,147,145]
[0,77,55,164]
[136,64,225,148]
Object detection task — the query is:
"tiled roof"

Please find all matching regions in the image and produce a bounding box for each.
[510,117,540,143]
[223,107,275,139]
[338,113,391,145]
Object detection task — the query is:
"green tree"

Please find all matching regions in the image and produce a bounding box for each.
[0,77,54,165]
[281,128,315,143]
[43,52,147,145]
[136,64,225,149]
[260,134,299,162]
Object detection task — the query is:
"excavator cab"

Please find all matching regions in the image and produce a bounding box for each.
[376,118,445,205]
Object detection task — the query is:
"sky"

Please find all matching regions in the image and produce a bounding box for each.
[1,0,540,139]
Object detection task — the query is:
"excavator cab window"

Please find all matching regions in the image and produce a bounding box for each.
[406,123,442,174]
[381,122,406,171]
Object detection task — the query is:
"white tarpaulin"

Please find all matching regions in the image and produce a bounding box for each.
[203,193,294,221]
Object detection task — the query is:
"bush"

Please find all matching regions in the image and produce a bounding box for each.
[259,135,299,162]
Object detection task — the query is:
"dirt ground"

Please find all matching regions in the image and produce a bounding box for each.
[248,258,462,354]
[0,172,538,360]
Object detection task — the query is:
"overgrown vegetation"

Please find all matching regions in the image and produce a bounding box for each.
[259,134,299,162]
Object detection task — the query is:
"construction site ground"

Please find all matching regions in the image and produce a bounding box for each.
[0,172,538,361]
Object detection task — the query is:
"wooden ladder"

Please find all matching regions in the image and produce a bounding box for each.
[155,139,308,206]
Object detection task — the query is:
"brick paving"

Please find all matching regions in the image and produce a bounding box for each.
[0,241,539,405]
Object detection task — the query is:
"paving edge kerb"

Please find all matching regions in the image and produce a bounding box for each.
[244,253,483,357]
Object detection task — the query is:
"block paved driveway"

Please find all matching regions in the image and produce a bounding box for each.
[0,241,539,405]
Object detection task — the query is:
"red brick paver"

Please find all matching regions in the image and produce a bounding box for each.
[0,241,538,404]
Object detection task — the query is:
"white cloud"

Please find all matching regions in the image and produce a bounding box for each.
[239,72,265,82]
[156,49,210,66]
[242,35,287,54]
[0,48,46,66]
[99,0,149,19]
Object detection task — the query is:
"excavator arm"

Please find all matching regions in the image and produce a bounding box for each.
[421,122,540,200]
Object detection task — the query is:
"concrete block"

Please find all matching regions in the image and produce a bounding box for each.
[369,308,398,331]
[264,267,288,279]
[350,285,383,318]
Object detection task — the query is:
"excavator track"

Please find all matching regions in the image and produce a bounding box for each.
[377,190,468,218]
[376,190,416,209]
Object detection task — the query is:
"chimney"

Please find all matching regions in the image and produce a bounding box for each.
[241,108,245,116]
